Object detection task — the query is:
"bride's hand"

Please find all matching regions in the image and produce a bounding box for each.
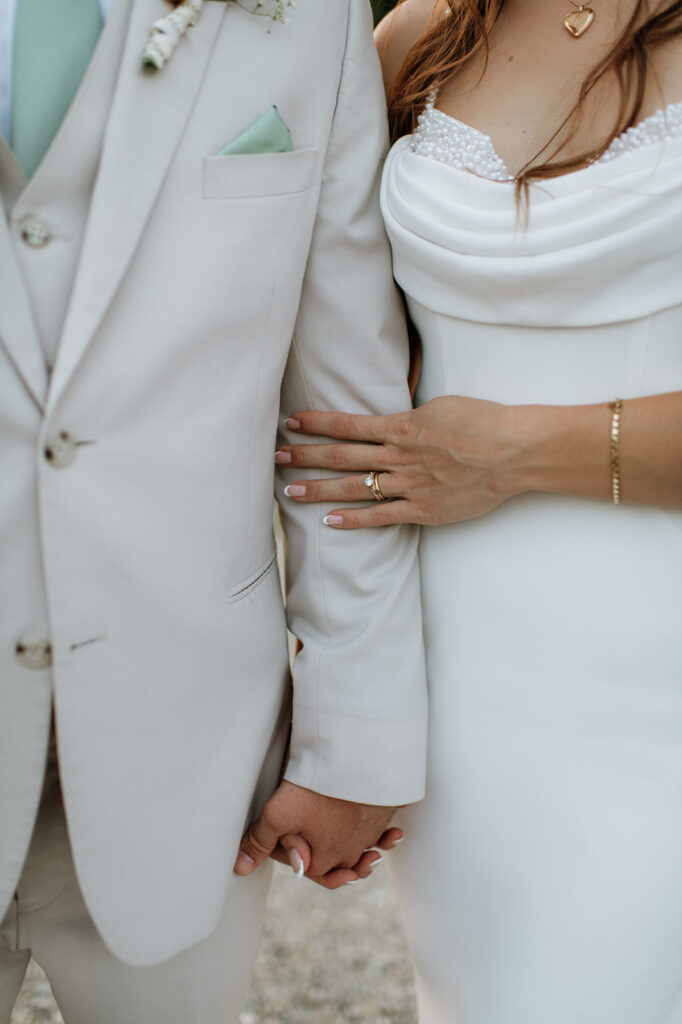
[276,396,522,528]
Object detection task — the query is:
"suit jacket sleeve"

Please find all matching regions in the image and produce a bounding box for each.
[278,0,427,806]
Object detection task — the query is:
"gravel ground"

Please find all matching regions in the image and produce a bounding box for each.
[11,863,417,1024]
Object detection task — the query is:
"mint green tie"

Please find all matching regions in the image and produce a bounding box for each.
[10,0,104,178]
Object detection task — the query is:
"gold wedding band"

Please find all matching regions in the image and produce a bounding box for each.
[364,471,387,502]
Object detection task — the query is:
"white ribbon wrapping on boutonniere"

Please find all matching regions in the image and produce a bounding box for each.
[142,0,294,71]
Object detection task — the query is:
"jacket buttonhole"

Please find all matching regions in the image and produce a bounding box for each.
[70,635,107,651]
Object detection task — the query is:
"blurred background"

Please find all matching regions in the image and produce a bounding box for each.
[372,0,399,24]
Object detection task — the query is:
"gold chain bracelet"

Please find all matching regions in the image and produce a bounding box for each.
[610,398,623,505]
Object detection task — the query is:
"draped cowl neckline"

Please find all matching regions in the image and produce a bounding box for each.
[381,133,682,328]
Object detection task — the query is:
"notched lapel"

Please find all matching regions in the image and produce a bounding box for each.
[48,0,228,411]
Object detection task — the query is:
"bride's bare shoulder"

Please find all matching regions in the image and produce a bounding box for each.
[375,0,444,93]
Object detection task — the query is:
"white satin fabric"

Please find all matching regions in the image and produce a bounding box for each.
[386,134,682,326]
[382,133,682,1024]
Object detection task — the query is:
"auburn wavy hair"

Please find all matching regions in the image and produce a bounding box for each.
[387,0,682,190]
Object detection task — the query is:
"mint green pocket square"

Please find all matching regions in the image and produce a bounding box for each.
[219,107,293,156]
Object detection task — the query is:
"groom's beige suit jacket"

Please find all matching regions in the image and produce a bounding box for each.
[0,0,427,968]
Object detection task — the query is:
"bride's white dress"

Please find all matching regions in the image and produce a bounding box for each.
[382,99,682,1024]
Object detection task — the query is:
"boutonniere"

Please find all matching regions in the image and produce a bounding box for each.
[143,0,294,71]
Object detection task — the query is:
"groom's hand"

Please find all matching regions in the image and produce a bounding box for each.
[233,781,403,889]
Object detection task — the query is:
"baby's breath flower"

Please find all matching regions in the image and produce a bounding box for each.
[143,0,294,72]
[247,0,295,22]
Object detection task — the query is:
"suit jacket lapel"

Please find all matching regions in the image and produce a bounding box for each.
[47,0,228,412]
[0,139,48,410]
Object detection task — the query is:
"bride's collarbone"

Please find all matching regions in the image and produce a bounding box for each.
[435,0,682,176]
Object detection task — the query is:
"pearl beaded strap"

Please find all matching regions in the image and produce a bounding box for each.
[411,92,682,180]
[411,92,511,182]
[598,101,682,163]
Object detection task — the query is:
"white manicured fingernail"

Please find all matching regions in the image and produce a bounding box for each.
[288,849,304,878]
[323,514,343,526]
[235,851,255,874]
[392,836,405,844]
[284,484,306,497]
[284,418,301,430]
[345,879,360,885]
[369,856,383,869]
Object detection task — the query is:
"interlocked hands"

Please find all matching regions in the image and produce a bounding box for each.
[234,781,403,888]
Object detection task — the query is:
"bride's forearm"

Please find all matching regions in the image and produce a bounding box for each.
[278,391,682,528]
[504,391,682,508]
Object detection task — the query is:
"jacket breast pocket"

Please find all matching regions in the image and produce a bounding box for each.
[202,148,319,200]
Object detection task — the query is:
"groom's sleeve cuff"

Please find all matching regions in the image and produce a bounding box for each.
[283,655,427,807]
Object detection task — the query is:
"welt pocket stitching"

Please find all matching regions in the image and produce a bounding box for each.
[209,150,308,159]
[201,148,319,200]
[226,552,277,604]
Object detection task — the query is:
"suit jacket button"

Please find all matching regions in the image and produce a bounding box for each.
[16,633,53,670]
[20,218,53,248]
[44,431,77,468]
